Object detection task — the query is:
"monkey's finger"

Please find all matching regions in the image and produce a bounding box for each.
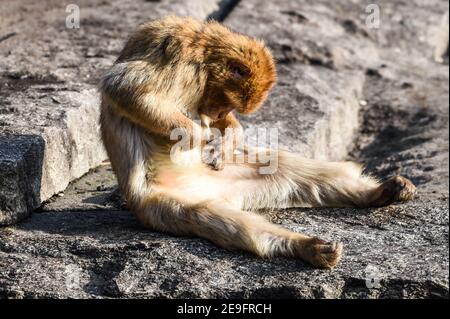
[210,157,224,171]
[200,113,212,128]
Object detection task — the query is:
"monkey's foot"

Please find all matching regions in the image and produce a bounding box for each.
[296,237,343,269]
[373,176,417,206]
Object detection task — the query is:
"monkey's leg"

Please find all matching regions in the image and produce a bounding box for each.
[280,151,416,208]
[134,193,342,269]
[232,148,417,209]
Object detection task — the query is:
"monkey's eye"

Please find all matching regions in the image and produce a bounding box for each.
[229,62,250,80]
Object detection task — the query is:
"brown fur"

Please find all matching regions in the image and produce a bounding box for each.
[99,16,416,269]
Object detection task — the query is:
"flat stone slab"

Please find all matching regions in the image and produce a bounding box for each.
[228,0,449,159]
[0,0,448,298]
[227,0,375,159]
[1,191,447,298]
[0,0,237,225]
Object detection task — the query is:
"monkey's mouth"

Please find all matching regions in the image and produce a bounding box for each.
[199,110,231,129]
[203,109,232,122]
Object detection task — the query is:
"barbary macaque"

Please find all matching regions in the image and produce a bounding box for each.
[99,16,416,269]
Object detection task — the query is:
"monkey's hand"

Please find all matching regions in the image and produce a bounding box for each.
[200,112,244,170]
[201,128,242,170]
[201,135,223,170]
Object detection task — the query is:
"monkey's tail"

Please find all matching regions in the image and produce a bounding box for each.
[132,193,342,269]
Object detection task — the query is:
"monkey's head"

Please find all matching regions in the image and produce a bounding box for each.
[198,22,277,121]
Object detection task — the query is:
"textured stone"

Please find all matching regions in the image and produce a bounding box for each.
[41,164,122,212]
[227,1,376,159]
[0,0,448,299]
[0,0,238,225]
[0,197,448,298]
[0,135,44,225]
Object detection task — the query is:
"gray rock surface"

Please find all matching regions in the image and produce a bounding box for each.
[0,0,237,225]
[230,2,373,159]
[0,135,44,225]
[0,0,448,298]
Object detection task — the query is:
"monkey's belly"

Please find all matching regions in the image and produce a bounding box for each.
[155,164,262,205]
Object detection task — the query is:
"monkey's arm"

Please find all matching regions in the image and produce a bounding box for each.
[100,62,200,139]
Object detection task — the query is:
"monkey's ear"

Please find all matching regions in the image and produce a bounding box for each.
[229,61,251,80]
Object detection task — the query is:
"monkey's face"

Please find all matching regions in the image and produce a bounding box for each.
[200,32,277,122]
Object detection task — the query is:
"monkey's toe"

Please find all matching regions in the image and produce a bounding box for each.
[394,176,417,201]
[301,238,343,269]
[385,176,417,202]
[372,175,417,206]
